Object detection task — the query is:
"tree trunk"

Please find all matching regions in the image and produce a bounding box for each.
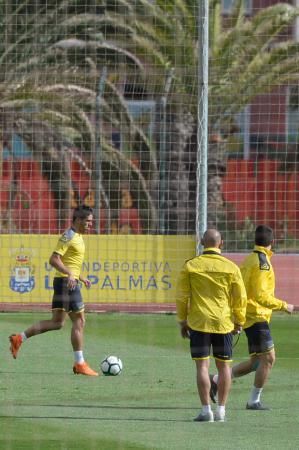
[164,107,194,234]
[207,135,227,229]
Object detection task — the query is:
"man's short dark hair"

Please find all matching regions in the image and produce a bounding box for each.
[255,225,273,247]
[72,205,93,222]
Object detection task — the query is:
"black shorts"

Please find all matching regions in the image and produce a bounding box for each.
[52,277,84,313]
[189,329,233,362]
[245,322,274,355]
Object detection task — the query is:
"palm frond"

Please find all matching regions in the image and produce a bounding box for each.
[101,140,157,230]
[52,38,146,72]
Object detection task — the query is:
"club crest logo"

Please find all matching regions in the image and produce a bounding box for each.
[10,247,35,293]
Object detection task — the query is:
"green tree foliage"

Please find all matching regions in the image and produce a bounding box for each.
[0,0,299,234]
[0,0,157,231]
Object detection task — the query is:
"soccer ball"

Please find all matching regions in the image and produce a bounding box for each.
[100,355,123,376]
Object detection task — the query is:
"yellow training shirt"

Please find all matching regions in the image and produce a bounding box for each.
[53,228,85,279]
[240,245,287,328]
[176,248,247,333]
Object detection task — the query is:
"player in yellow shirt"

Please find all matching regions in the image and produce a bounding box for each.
[176,229,247,422]
[210,225,294,409]
[9,205,98,376]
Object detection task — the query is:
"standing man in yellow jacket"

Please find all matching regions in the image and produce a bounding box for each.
[210,225,294,410]
[176,229,247,422]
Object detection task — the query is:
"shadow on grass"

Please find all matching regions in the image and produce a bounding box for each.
[0,371,75,375]
[15,404,198,410]
[0,414,193,423]
[1,403,200,422]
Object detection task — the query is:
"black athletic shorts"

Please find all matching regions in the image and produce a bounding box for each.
[189,329,233,361]
[52,277,84,313]
[245,321,274,355]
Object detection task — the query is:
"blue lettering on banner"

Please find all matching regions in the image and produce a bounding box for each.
[129,275,142,289]
[154,262,162,271]
[161,275,171,290]
[45,260,172,274]
[93,262,101,271]
[146,276,158,289]
[45,275,53,290]
[102,275,113,289]
[87,275,98,284]
[81,261,172,272]
[116,276,126,290]
[165,262,171,272]
[112,262,119,271]
[45,274,172,291]
[45,263,53,272]
[82,262,89,271]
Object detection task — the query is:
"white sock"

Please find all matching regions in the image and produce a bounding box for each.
[249,386,263,404]
[21,332,27,342]
[212,374,218,384]
[202,405,212,414]
[74,351,84,364]
[216,405,225,415]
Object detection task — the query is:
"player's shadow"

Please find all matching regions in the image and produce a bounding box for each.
[0,414,193,423]
[7,403,198,422]
[34,404,197,410]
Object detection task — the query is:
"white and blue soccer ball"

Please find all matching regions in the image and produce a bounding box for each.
[100,355,123,376]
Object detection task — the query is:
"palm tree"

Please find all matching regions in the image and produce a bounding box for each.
[1,0,299,236]
[207,0,299,228]
[0,0,159,232]
[89,0,299,231]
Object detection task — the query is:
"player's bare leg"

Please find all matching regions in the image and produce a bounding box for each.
[9,310,66,358]
[69,311,98,376]
[215,360,231,406]
[69,310,85,352]
[254,349,275,388]
[25,309,67,337]
[232,355,259,378]
[214,359,231,421]
[209,358,255,403]
[194,359,214,422]
[245,349,274,410]
[195,358,211,405]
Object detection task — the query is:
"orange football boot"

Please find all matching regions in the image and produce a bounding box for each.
[73,361,99,376]
[9,334,23,359]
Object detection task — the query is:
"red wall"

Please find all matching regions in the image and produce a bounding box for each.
[0,160,58,233]
[0,159,95,234]
[252,0,292,10]
[222,159,299,238]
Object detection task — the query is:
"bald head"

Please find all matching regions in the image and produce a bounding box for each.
[201,229,222,248]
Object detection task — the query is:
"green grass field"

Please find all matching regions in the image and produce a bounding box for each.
[1,312,299,450]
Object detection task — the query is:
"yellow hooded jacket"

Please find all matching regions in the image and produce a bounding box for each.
[176,248,247,334]
[240,245,288,329]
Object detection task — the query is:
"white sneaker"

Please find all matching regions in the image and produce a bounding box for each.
[194,411,214,422]
[214,410,225,422]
